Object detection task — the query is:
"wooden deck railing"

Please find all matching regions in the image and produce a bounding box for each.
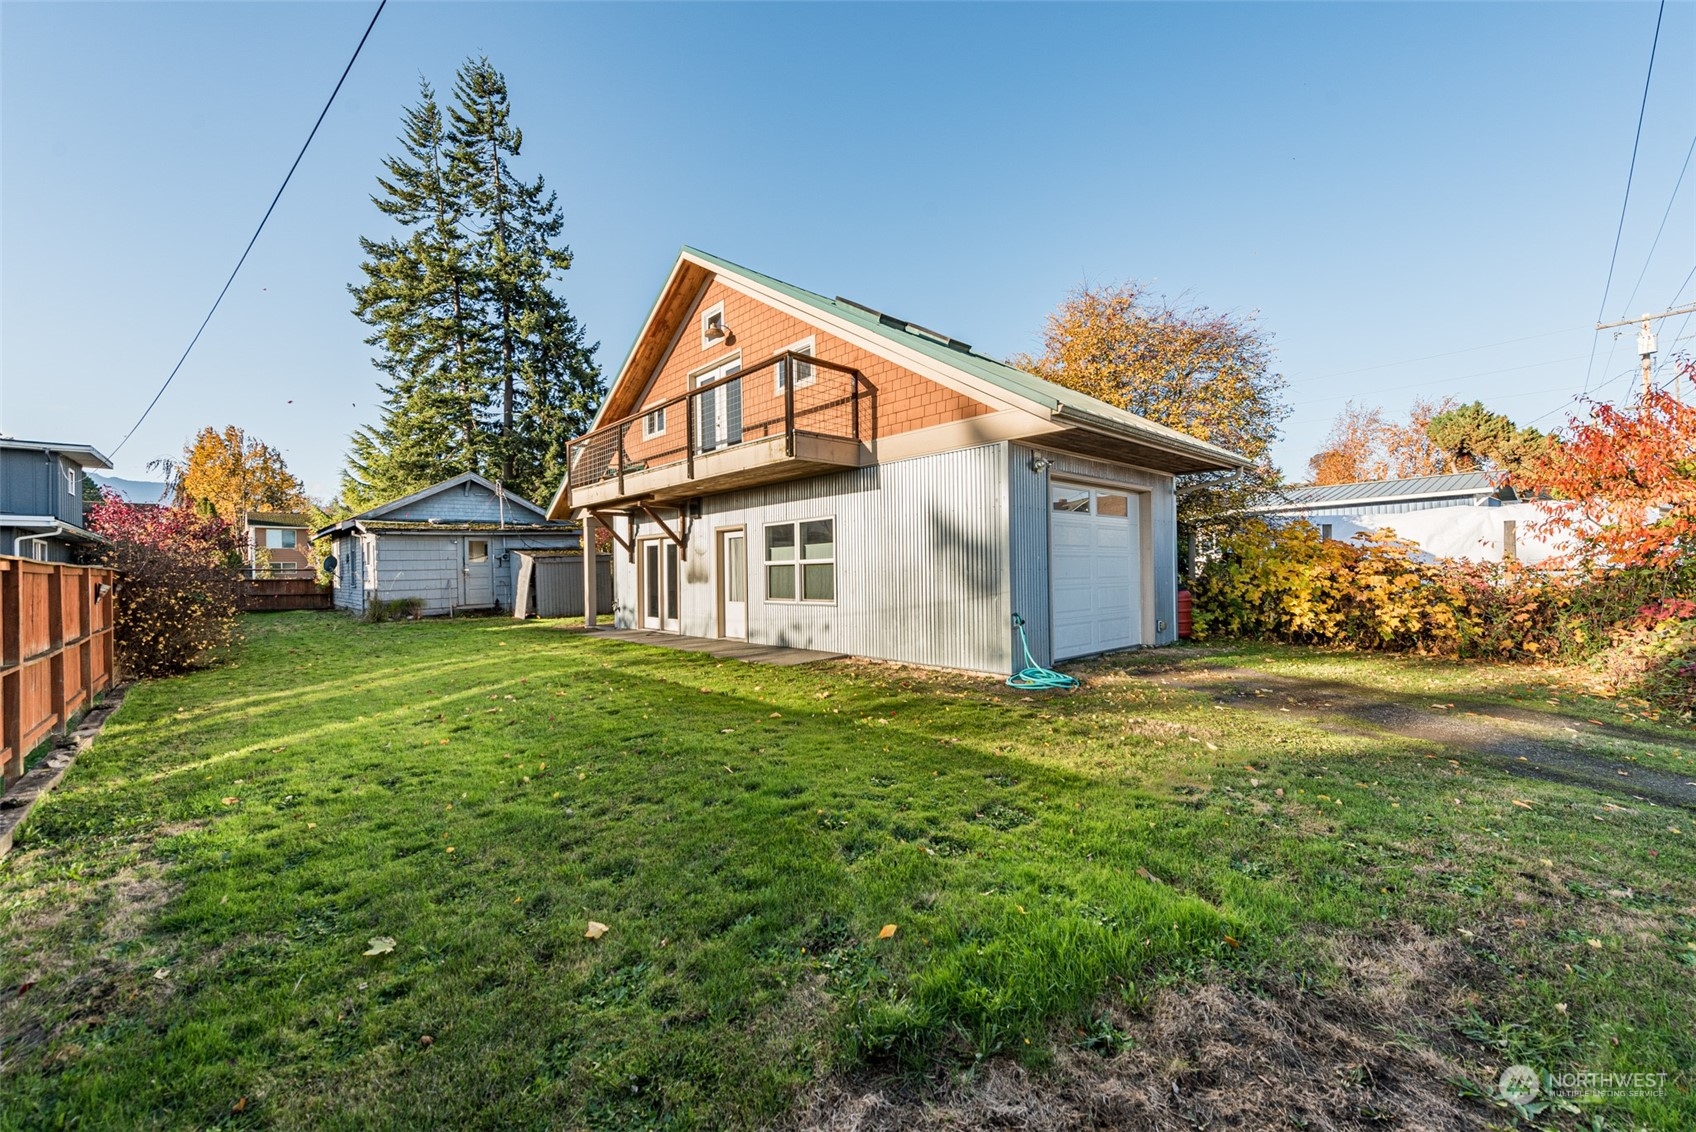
[1,556,117,786]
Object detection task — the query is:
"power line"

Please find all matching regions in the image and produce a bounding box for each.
[1582,0,1666,395]
[1289,324,1587,384]
[1620,131,1696,315]
[110,1,387,459]
[1291,353,1588,407]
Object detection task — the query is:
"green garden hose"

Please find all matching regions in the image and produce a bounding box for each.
[1007,614,1080,691]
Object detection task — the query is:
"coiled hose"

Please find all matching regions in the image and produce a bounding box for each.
[1006,614,1080,691]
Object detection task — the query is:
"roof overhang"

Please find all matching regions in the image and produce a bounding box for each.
[0,440,114,470]
[3,517,108,544]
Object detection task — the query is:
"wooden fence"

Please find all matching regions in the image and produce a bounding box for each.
[1,556,117,787]
[238,577,332,612]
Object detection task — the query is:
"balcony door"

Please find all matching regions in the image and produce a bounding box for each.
[640,538,680,632]
[694,357,743,453]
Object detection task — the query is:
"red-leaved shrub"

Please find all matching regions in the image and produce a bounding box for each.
[86,494,242,676]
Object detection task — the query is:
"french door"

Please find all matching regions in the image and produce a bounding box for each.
[694,358,743,453]
[640,538,680,632]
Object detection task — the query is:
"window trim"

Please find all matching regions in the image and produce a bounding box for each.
[65,466,78,496]
[774,336,817,393]
[643,405,668,438]
[700,301,726,350]
[762,516,836,605]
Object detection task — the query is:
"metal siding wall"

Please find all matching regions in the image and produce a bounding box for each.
[1007,444,1052,666]
[1008,445,1180,658]
[381,482,548,524]
[0,450,51,516]
[634,444,1013,673]
[532,556,615,617]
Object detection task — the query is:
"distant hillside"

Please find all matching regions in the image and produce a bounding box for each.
[88,473,170,503]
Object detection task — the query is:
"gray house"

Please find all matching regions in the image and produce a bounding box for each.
[1,439,113,561]
[549,248,1246,675]
[317,473,581,616]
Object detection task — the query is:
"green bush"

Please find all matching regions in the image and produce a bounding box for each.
[362,597,425,623]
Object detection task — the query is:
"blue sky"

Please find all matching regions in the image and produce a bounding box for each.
[3,2,1692,497]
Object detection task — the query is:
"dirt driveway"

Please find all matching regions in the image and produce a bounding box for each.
[1137,666,1696,810]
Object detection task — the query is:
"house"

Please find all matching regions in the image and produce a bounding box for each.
[316,473,581,616]
[1247,471,1565,564]
[0,438,113,561]
[243,512,314,576]
[548,248,1246,675]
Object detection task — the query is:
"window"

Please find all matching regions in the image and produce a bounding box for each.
[775,336,816,392]
[700,301,726,349]
[1319,523,1333,541]
[643,406,667,438]
[264,528,297,550]
[65,466,78,496]
[468,539,490,563]
[1051,485,1091,513]
[1095,492,1129,518]
[765,518,834,602]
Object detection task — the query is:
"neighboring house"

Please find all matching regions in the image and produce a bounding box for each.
[548,247,1245,675]
[1247,471,1565,565]
[243,512,314,575]
[0,438,113,561]
[316,473,581,616]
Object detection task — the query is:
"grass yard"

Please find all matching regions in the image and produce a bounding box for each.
[2,614,1692,1130]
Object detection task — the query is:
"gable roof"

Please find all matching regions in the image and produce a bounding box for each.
[352,473,549,523]
[1256,472,1511,511]
[592,248,1247,473]
[245,511,312,527]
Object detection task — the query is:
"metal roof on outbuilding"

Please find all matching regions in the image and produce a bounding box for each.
[1255,472,1510,511]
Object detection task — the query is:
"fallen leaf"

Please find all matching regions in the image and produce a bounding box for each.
[153,968,170,981]
[1511,799,1534,809]
[220,797,239,806]
[585,921,609,940]
[1223,934,1241,948]
[364,937,396,956]
[15,981,35,997]
[1136,867,1162,884]
[231,1097,247,1114]
[420,1034,434,1047]
[878,923,898,939]
[1586,938,1603,950]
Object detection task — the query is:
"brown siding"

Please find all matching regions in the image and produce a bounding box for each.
[620,278,990,464]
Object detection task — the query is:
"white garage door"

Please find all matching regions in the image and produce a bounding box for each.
[1050,483,1142,660]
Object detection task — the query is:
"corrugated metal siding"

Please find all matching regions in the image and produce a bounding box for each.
[1008,445,1179,663]
[611,444,1014,673]
[531,555,615,617]
[1273,496,1496,518]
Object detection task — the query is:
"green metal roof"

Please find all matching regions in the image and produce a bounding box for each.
[680,247,1247,470]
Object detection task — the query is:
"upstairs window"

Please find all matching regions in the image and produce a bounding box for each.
[264,528,297,550]
[643,406,667,438]
[775,337,817,392]
[65,466,78,496]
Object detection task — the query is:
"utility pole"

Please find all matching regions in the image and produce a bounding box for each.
[1597,302,1696,399]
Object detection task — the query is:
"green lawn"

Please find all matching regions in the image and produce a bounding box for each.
[2,615,1691,1129]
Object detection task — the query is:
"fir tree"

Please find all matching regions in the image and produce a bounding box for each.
[344,64,599,508]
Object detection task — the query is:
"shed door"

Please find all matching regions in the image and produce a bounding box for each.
[1049,484,1141,660]
[462,538,495,608]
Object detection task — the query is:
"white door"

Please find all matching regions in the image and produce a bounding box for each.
[694,359,743,452]
[640,539,680,632]
[1049,484,1141,660]
[462,538,495,608]
[720,530,747,639]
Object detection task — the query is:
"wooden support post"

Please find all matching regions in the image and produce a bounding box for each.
[784,357,796,457]
[582,515,599,629]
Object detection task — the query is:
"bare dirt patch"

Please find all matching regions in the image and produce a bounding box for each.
[789,928,1502,1131]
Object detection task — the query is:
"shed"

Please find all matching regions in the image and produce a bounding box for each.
[315,474,581,616]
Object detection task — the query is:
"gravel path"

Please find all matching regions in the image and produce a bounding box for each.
[1139,666,1696,810]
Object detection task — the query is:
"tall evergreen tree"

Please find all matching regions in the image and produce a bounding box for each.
[346,63,600,508]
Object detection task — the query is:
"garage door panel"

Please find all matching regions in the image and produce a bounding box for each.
[1050,484,1143,661]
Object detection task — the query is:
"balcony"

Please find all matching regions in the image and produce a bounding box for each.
[564,351,869,512]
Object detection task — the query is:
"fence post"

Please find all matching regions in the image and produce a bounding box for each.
[1,561,19,784]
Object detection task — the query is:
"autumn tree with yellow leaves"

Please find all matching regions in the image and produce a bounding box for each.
[161,425,310,523]
[1014,282,1289,535]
